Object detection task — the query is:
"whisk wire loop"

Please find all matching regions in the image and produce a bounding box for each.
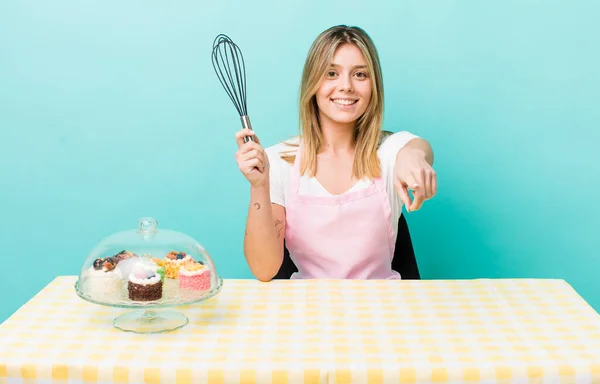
[212,34,254,142]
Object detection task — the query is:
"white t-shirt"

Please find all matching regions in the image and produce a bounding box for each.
[265,131,419,243]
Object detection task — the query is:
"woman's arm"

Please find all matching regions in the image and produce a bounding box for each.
[243,187,286,282]
[399,137,434,166]
[235,128,286,281]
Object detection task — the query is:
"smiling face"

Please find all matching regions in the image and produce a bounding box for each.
[315,43,373,129]
[296,25,385,178]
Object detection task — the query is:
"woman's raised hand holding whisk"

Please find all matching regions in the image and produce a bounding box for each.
[234,129,269,188]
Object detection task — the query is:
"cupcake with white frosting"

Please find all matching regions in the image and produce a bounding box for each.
[127,263,163,301]
[82,257,124,300]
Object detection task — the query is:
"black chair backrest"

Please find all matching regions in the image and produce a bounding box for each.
[273,213,420,280]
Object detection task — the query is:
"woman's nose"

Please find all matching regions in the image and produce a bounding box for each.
[338,74,353,92]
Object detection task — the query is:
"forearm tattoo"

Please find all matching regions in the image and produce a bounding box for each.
[274,219,284,238]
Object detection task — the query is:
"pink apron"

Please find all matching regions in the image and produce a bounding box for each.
[285,142,400,280]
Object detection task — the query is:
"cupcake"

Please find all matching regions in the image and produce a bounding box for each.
[179,261,211,292]
[82,257,124,300]
[128,263,163,301]
[163,251,192,279]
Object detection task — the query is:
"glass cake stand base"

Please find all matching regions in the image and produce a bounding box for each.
[113,309,188,334]
[75,276,223,333]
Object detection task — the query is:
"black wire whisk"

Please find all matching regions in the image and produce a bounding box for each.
[211,34,254,143]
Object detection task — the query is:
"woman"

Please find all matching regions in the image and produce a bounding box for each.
[234,25,437,281]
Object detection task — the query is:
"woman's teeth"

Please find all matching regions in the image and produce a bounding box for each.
[332,99,357,105]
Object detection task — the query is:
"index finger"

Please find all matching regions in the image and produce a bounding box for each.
[235,129,258,147]
[409,187,425,211]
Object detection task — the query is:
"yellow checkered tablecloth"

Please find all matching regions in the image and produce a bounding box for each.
[1,277,600,383]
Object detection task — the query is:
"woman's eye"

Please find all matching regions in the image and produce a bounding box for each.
[355,72,368,78]
[326,71,337,77]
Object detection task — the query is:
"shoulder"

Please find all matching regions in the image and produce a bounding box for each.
[265,136,299,180]
[265,136,299,162]
[378,131,419,153]
[378,130,419,161]
[265,137,299,206]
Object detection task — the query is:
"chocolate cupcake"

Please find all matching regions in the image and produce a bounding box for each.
[127,263,163,301]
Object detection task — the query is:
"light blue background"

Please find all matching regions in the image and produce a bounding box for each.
[1,0,599,323]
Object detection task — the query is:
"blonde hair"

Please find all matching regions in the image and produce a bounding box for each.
[281,25,385,179]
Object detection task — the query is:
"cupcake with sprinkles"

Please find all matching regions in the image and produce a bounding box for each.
[128,262,163,301]
[163,251,192,279]
[179,260,211,292]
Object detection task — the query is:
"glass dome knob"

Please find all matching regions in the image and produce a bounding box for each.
[138,217,158,234]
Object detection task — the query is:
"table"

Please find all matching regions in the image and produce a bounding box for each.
[1,276,600,383]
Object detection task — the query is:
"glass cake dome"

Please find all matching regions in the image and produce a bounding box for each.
[74,217,223,333]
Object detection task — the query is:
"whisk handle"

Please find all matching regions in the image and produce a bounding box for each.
[241,115,255,143]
